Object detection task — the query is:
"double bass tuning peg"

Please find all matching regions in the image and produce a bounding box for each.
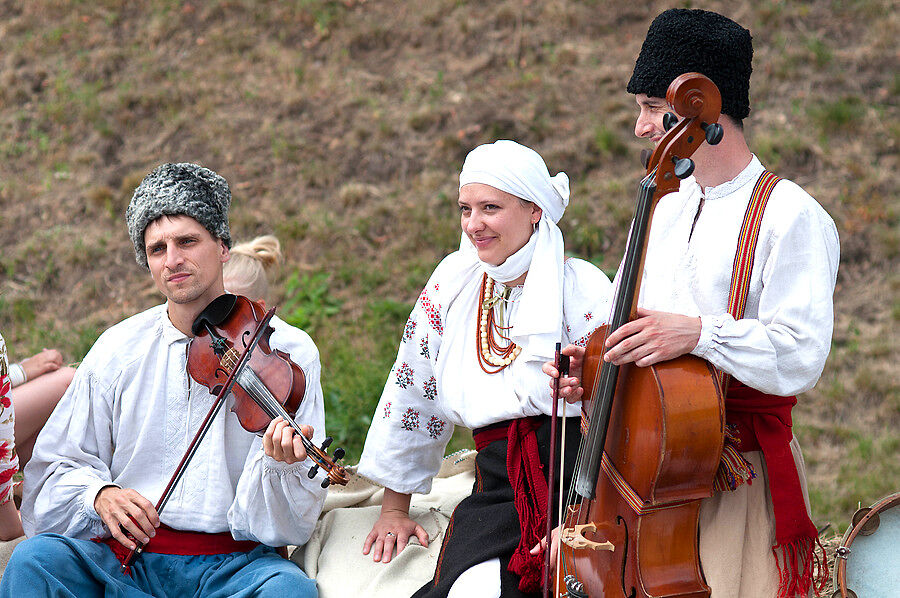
[640,149,652,170]
[701,121,724,145]
[671,156,695,179]
[663,112,679,131]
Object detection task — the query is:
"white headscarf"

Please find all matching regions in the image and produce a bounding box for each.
[456,140,570,357]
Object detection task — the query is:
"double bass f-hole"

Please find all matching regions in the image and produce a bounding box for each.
[617,516,636,598]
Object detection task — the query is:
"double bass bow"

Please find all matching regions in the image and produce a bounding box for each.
[553,73,726,598]
[121,293,348,570]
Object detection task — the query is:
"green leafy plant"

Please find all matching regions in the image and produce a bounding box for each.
[280,271,343,336]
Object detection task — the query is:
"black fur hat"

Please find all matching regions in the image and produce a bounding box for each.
[126,163,232,268]
[627,8,753,120]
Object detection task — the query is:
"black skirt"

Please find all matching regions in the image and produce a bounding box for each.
[412,415,581,598]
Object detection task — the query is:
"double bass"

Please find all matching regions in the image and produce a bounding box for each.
[554,73,726,598]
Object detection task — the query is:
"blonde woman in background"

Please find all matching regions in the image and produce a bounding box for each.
[223,235,283,305]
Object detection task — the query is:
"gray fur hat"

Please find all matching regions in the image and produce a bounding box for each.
[126,163,232,268]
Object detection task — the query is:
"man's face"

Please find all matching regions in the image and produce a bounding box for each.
[144,215,229,309]
[634,93,670,145]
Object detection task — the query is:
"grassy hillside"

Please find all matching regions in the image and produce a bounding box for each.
[1,0,897,536]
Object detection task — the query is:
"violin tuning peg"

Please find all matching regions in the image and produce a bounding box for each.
[320,436,333,450]
[321,478,331,489]
[307,465,319,479]
[333,447,345,461]
[640,149,652,170]
[702,122,724,145]
[663,112,679,131]
[673,157,695,179]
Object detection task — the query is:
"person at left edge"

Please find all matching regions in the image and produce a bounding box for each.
[0,163,325,597]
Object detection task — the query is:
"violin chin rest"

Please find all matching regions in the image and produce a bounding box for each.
[192,294,238,335]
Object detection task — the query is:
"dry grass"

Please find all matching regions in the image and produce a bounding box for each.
[1,0,898,533]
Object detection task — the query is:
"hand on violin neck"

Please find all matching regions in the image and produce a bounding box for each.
[262,417,313,465]
[363,489,429,564]
[542,344,586,404]
[94,486,160,550]
[603,308,700,367]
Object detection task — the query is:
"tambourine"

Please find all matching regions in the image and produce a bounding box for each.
[832,491,900,598]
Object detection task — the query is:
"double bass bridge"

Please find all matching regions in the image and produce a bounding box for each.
[561,522,615,552]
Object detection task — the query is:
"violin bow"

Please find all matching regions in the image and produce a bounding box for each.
[543,342,569,598]
[120,308,277,571]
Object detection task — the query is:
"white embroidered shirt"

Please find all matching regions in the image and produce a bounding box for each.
[358,257,612,495]
[638,156,840,395]
[22,305,327,547]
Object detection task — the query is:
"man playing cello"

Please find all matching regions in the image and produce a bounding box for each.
[1,163,326,597]
[545,9,839,598]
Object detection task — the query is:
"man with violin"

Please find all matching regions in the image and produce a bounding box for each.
[1,163,326,597]
[546,9,840,598]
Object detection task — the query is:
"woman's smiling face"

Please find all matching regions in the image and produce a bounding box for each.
[458,183,541,266]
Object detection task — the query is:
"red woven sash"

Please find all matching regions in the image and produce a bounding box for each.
[472,417,547,594]
[725,380,828,597]
[715,170,828,596]
[95,524,260,571]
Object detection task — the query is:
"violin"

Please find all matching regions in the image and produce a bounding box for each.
[553,73,726,598]
[121,293,347,571]
[188,293,348,487]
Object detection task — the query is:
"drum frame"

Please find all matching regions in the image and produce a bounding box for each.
[832,491,900,598]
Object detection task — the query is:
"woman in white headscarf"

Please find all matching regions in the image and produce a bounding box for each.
[358,140,613,597]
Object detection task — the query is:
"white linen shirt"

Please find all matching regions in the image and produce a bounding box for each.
[637,156,840,395]
[358,257,612,495]
[22,304,327,547]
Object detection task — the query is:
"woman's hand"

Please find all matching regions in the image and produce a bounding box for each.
[363,489,429,563]
[542,344,586,403]
[20,348,64,381]
[530,525,561,570]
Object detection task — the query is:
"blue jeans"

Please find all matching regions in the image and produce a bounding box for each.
[0,533,317,597]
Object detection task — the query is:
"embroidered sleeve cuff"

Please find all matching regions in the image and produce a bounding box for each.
[356,461,434,496]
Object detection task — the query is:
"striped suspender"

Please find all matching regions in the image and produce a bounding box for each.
[726,170,781,319]
[720,169,781,389]
[712,170,782,492]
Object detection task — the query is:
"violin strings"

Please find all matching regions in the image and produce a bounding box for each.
[237,367,318,456]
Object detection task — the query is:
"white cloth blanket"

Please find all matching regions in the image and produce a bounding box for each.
[292,450,476,598]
